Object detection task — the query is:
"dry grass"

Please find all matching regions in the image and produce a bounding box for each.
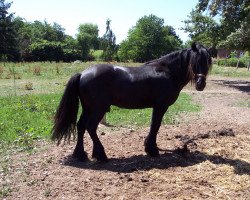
[24,82,33,90]
[0,66,4,77]
[33,66,42,76]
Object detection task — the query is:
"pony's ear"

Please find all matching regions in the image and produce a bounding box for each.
[191,42,198,52]
[208,46,217,58]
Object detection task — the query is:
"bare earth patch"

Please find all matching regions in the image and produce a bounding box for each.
[1,75,250,200]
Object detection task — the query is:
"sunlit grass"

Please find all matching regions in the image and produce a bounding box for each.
[211,64,250,78]
[0,92,199,147]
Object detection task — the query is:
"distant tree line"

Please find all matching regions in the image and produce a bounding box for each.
[3,0,248,62]
[0,0,183,62]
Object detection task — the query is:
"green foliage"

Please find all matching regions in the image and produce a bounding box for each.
[76,23,99,61]
[62,48,82,62]
[92,50,103,61]
[4,8,186,62]
[196,0,249,50]
[119,14,182,62]
[182,9,220,47]
[215,58,245,68]
[15,20,66,43]
[11,18,79,62]
[27,40,64,61]
[218,21,250,51]
[101,19,118,61]
[0,0,19,61]
[214,53,250,68]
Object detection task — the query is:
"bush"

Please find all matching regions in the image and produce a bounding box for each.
[24,40,83,62]
[92,50,103,61]
[62,49,82,62]
[215,56,249,68]
[27,40,64,62]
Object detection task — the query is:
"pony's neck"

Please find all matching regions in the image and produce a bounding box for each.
[145,49,193,90]
[164,49,193,90]
[179,49,194,88]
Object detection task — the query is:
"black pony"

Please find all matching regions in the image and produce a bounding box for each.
[52,43,212,162]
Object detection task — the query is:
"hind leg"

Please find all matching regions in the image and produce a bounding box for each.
[73,112,88,161]
[87,110,108,162]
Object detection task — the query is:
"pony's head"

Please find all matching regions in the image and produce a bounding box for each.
[190,43,212,91]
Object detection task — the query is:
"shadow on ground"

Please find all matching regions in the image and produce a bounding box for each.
[212,80,250,94]
[62,148,250,175]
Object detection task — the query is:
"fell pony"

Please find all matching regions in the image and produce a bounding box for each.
[52,43,212,162]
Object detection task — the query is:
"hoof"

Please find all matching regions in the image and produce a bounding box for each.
[145,146,160,157]
[92,153,108,162]
[72,150,88,162]
[92,145,108,162]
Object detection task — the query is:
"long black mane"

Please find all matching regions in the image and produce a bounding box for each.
[145,49,194,87]
[145,45,212,87]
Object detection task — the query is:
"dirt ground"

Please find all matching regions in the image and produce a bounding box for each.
[1,75,250,200]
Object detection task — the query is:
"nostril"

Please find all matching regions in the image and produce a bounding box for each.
[195,78,206,91]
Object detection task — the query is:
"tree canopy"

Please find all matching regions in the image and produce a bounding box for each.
[101,19,118,61]
[183,0,249,50]
[119,14,182,62]
[76,23,99,60]
[182,9,220,47]
[0,1,183,62]
[0,0,19,60]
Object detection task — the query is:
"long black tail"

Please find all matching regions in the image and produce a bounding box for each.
[51,73,81,144]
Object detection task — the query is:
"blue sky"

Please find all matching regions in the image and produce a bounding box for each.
[9,0,198,43]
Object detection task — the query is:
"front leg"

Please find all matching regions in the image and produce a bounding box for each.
[144,106,168,156]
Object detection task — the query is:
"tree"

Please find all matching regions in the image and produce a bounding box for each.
[63,35,81,62]
[163,26,183,53]
[101,19,117,61]
[196,0,249,50]
[12,17,32,60]
[28,40,64,62]
[119,14,182,62]
[26,20,66,43]
[52,22,66,42]
[182,9,220,47]
[0,0,19,61]
[219,20,250,51]
[12,17,80,62]
[76,23,99,61]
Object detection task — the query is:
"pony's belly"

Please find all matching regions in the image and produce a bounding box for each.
[111,95,154,109]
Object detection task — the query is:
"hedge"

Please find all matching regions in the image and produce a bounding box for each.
[214,57,250,68]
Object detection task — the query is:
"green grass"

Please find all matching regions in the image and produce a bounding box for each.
[0,62,141,96]
[211,64,250,78]
[0,92,199,150]
[107,93,200,127]
[0,94,60,151]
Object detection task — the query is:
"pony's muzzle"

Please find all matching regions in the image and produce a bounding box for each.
[195,74,206,91]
